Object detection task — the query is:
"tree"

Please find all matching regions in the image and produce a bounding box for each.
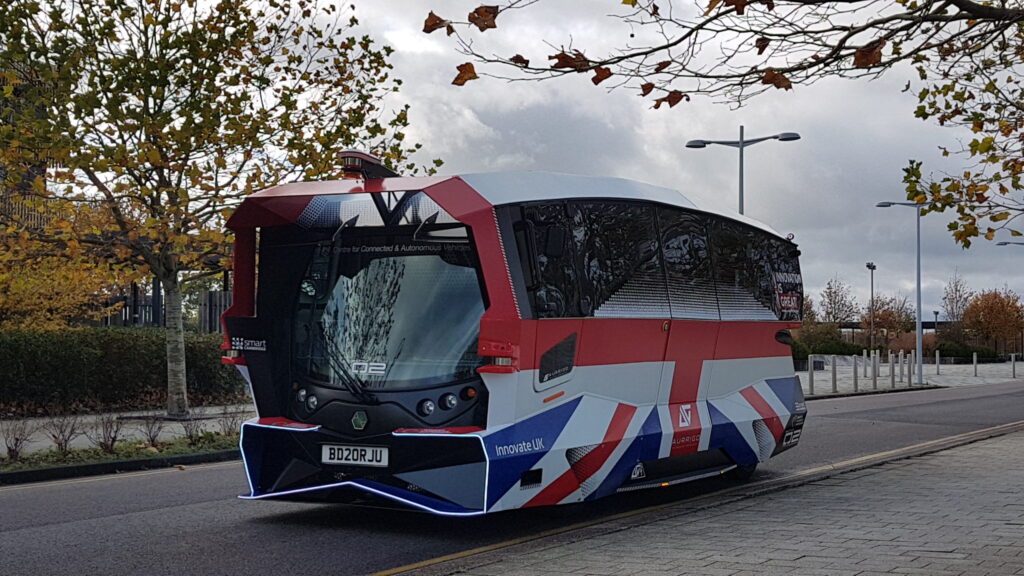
[801,294,816,324]
[963,288,1024,349]
[1,0,431,416]
[941,269,974,342]
[861,292,914,343]
[818,276,860,325]
[425,1,1024,246]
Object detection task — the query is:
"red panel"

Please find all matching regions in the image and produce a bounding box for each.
[577,318,668,366]
[255,417,318,430]
[533,318,582,370]
[714,321,791,359]
[221,227,256,351]
[740,387,785,442]
[227,195,313,229]
[423,179,519,323]
[664,320,719,405]
[525,403,637,507]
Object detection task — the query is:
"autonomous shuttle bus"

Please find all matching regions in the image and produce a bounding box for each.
[222,151,807,516]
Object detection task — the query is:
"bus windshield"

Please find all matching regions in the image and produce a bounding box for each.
[292,232,485,392]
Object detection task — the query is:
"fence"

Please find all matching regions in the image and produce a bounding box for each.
[198,290,232,333]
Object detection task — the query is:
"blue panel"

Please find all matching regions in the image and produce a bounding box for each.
[483,397,582,509]
[351,479,473,515]
[394,462,487,511]
[765,376,802,411]
[586,405,661,500]
[707,404,758,466]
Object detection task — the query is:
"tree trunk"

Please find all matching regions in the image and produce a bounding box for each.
[163,279,190,417]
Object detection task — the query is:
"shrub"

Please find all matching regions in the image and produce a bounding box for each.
[0,327,245,415]
[936,340,998,359]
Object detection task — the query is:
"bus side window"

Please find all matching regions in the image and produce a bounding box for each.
[659,208,719,320]
[520,203,583,319]
[571,201,668,318]
[711,219,781,321]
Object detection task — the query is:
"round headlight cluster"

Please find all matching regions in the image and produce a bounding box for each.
[440,393,458,411]
[306,394,318,411]
[417,399,436,417]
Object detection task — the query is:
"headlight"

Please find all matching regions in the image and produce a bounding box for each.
[418,399,436,417]
[306,394,318,411]
[440,393,458,410]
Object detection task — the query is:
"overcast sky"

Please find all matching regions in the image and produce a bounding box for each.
[355,1,1019,320]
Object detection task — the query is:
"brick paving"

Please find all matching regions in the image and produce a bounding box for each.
[433,431,1024,576]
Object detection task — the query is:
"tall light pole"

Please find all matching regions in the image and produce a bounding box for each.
[866,262,876,349]
[876,200,946,385]
[685,126,801,215]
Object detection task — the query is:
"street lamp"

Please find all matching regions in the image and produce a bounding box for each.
[933,310,940,333]
[866,262,876,349]
[685,125,801,215]
[875,200,953,385]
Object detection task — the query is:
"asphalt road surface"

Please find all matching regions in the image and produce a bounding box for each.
[2,381,1022,576]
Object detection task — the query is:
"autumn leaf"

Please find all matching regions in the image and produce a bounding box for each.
[446,24,456,36]
[724,0,748,15]
[423,11,448,34]
[468,6,499,32]
[640,82,655,96]
[761,68,793,90]
[853,38,886,68]
[622,0,637,5]
[592,67,612,85]
[653,90,688,109]
[705,0,722,15]
[652,3,660,15]
[510,54,530,67]
[755,37,770,55]
[452,62,479,85]
[654,60,672,72]
[549,50,590,71]
[762,0,774,9]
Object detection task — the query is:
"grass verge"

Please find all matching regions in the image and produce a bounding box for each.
[0,432,238,473]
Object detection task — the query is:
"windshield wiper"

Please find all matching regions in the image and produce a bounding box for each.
[321,321,379,405]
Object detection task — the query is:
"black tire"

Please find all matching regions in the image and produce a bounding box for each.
[730,463,758,483]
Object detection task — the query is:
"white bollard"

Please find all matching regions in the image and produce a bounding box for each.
[872,352,878,390]
[890,356,896,389]
[832,355,838,394]
[1013,353,1017,379]
[808,355,815,395]
[936,350,940,375]
[910,351,916,386]
[889,351,894,377]
[974,352,978,377]
[899,350,905,383]
[853,355,859,393]
[863,349,868,377]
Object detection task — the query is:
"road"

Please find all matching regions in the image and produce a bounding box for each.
[1,381,1022,576]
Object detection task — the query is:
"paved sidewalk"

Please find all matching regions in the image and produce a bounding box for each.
[420,431,1024,576]
[798,359,1022,397]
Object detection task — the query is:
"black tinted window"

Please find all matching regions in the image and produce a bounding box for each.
[659,208,719,320]
[711,219,802,321]
[572,201,669,318]
[520,203,582,318]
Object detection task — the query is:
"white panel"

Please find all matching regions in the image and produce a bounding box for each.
[514,362,665,421]
[700,357,795,400]
[459,172,784,238]
[479,371,522,429]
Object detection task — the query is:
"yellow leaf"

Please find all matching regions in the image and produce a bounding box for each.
[990,211,1010,222]
[143,13,156,26]
[622,0,638,4]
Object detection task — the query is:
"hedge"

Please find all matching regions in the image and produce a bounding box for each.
[0,327,245,413]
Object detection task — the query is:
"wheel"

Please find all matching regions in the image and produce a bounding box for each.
[729,463,758,483]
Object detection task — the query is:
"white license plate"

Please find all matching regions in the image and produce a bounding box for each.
[321,444,389,467]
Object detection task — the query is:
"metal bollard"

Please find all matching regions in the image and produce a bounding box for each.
[888,351,894,377]
[853,355,858,392]
[910,351,916,385]
[936,350,940,375]
[974,352,978,376]
[890,356,896,389]
[863,349,868,377]
[872,352,878,390]
[831,355,838,394]
[899,350,905,383]
[1013,353,1017,379]
[808,355,815,395]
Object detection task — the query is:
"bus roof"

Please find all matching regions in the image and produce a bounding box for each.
[233,171,786,239]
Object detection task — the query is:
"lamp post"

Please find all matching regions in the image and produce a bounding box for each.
[685,126,801,215]
[876,200,953,385]
[866,262,876,349]
[933,310,939,330]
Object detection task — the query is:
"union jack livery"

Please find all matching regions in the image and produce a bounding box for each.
[223,151,807,516]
